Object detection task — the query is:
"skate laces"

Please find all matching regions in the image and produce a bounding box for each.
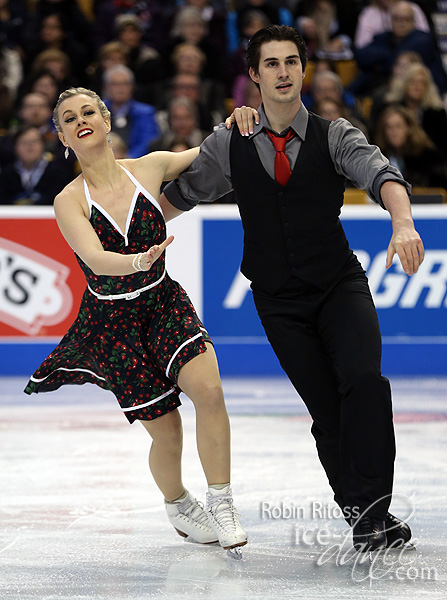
[357,516,376,535]
[177,495,210,528]
[207,492,240,530]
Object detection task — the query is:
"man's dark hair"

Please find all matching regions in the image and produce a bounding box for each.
[246,25,307,75]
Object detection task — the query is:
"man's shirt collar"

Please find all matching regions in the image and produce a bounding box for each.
[250,102,308,141]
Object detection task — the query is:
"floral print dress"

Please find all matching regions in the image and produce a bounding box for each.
[24,166,211,423]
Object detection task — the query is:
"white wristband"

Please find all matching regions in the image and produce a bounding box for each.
[132,253,144,271]
[137,253,144,271]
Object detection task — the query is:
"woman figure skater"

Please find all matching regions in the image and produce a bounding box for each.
[24,87,247,553]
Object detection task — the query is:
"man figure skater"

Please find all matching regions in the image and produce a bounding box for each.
[160,25,424,552]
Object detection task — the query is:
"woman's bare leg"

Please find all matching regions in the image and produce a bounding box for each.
[177,342,231,485]
[140,407,219,543]
[139,409,184,501]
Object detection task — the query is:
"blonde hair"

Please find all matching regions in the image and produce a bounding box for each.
[53,87,110,132]
[385,63,444,109]
[98,41,129,62]
[32,48,71,75]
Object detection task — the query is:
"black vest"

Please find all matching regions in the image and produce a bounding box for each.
[230,112,352,294]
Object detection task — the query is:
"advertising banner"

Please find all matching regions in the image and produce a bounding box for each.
[202,206,447,375]
[0,208,85,374]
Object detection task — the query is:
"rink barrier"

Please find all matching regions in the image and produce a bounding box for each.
[1,205,446,377]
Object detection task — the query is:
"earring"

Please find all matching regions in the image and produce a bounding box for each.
[107,133,113,147]
[64,146,69,159]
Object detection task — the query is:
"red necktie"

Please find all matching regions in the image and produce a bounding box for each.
[266,129,295,186]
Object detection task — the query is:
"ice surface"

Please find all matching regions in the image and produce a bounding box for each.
[1,377,446,599]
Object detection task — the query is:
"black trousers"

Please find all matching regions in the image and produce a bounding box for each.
[252,258,396,521]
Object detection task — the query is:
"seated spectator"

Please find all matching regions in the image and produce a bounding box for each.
[92,0,169,54]
[98,40,128,73]
[181,0,227,51]
[20,69,61,108]
[234,0,292,53]
[368,49,423,129]
[170,42,226,119]
[171,42,206,77]
[31,48,76,90]
[295,0,360,41]
[87,41,128,96]
[314,97,344,120]
[0,126,73,205]
[23,12,89,85]
[23,0,92,51]
[302,71,356,111]
[354,0,430,49]
[0,92,61,168]
[228,9,270,95]
[305,70,369,133]
[354,1,447,95]
[19,92,54,135]
[114,13,164,103]
[381,63,447,155]
[373,105,447,189]
[103,64,159,158]
[313,97,370,137]
[151,97,207,151]
[158,72,218,132]
[301,55,337,97]
[166,6,222,81]
[295,0,354,61]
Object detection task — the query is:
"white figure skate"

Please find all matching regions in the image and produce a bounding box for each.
[206,485,247,559]
[165,490,218,544]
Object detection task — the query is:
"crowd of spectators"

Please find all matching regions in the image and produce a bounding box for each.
[0,0,446,205]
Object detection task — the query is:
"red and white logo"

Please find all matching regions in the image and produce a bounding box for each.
[0,237,73,335]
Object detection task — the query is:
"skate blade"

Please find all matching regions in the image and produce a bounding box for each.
[223,539,247,550]
[227,547,243,560]
[386,541,417,552]
[403,541,416,551]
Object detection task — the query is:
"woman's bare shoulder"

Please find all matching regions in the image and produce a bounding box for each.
[117,155,165,186]
[54,174,88,216]
[118,154,165,172]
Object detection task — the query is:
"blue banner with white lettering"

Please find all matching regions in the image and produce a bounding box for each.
[203,215,447,375]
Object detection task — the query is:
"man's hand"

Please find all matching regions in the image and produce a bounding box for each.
[380,181,425,276]
[225,105,260,136]
[386,226,424,275]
